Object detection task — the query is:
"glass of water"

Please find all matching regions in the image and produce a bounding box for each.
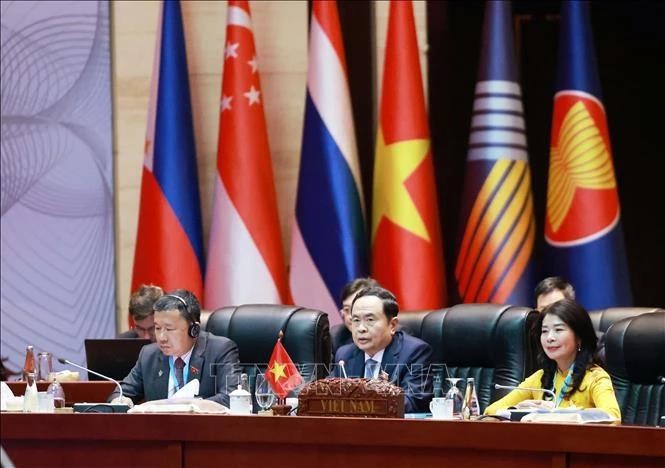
[254,373,275,412]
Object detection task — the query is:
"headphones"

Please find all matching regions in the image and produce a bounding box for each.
[164,294,200,338]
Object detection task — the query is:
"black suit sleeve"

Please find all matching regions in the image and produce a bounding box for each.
[399,341,433,413]
[107,346,147,403]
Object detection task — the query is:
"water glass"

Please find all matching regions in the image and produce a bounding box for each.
[254,373,276,412]
[445,378,464,419]
[37,352,53,381]
[37,392,55,413]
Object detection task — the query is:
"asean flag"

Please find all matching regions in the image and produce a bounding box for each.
[455,1,536,306]
[371,1,447,310]
[544,1,632,309]
[131,0,204,305]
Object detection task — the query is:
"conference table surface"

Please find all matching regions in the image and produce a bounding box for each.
[2,411,664,468]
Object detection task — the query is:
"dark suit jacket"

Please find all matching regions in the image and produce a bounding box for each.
[108,331,241,407]
[117,329,139,339]
[331,331,433,413]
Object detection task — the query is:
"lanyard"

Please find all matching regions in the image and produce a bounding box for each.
[169,356,190,392]
[551,364,574,408]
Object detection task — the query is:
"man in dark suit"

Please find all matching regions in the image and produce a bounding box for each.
[109,289,240,407]
[331,286,433,413]
[117,284,164,342]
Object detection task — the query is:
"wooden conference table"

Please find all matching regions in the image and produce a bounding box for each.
[2,411,664,467]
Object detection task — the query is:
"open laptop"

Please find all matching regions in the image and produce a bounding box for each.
[84,339,151,381]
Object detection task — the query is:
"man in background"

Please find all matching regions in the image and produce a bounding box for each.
[330,278,379,355]
[534,277,575,311]
[331,286,433,413]
[118,284,164,342]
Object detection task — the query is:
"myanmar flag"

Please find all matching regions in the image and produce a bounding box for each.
[371,0,447,310]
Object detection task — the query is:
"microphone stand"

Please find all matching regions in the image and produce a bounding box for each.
[57,357,131,413]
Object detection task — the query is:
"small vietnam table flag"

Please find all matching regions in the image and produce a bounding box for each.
[266,331,303,401]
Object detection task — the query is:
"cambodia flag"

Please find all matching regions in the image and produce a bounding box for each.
[372,1,447,310]
[455,1,536,306]
[290,0,367,323]
[131,0,204,303]
[544,1,632,309]
[204,1,289,308]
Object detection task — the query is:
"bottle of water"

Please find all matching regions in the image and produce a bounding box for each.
[23,372,38,412]
[22,345,36,381]
[47,379,66,409]
[462,378,480,419]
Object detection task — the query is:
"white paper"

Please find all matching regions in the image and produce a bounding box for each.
[1,382,15,410]
[172,379,199,399]
[128,397,229,414]
[521,408,617,424]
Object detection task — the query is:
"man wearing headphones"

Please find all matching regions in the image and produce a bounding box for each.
[109,289,241,407]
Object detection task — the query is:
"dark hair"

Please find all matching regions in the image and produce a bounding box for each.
[153,289,201,323]
[128,284,164,321]
[352,286,399,320]
[537,299,598,399]
[339,277,379,306]
[534,276,575,304]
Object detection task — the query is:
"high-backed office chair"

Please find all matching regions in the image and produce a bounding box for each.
[397,311,431,339]
[420,304,539,412]
[604,311,665,426]
[205,305,331,387]
[588,307,663,335]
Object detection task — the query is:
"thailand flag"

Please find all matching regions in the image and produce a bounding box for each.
[455,1,535,305]
[290,0,367,324]
[131,0,204,303]
[205,1,289,308]
[544,1,632,309]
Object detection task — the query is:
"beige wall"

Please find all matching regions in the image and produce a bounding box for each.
[112,0,426,330]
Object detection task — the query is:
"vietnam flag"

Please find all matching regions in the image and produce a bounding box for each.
[266,337,303,400]
[204,1,289,308]
[131,0,204,306]
[371,0,447,310]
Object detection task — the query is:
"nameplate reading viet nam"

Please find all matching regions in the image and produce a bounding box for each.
[297,378,404,418]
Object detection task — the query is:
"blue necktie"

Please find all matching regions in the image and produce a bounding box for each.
[364,359,378,379]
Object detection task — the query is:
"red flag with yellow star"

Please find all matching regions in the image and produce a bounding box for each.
[371,0,447,310]
[266,337,303,400]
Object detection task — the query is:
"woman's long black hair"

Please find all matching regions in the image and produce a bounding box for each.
[536,299,599,399]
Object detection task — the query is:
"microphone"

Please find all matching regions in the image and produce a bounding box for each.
[494,383,556,402]
[338,360,348,379]
[57,357,131,413]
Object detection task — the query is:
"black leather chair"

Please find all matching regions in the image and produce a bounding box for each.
[205,304,331,388]
[397,311,431,339]
[604,311,665,426]
[589,307,663,335]
[420,304,539,412]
